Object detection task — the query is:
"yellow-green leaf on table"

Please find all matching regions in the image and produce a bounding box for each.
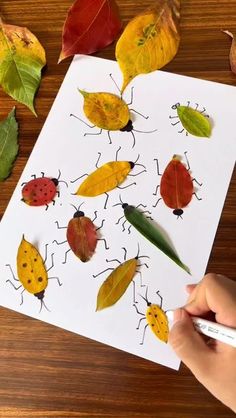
[0,108,18,181]
[0,20,46,115]
[223,30,236,75]
[115,0,181,93]
[177,106,212,138]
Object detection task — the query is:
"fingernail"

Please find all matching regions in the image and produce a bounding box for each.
[173,308,185,323]
[166,308,185,323]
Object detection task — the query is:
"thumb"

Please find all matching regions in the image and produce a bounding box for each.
[169,308,214,378]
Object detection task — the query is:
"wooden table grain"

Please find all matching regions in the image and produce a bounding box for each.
[0,1,235,417]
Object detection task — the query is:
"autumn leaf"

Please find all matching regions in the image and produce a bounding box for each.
[223,30,236,75]
[116,0,181,92]
[176,106,212,137]
[0,19,46,115]
[96,258,137,311]
[0,108,18,181]
[59,0,122,62]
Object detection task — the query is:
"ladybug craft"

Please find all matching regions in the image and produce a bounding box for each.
[71,147,146,209]
[153,152,202,217]
[21,170,68,210]
[93,245,149,310]
[6,235,62,312]
[70,78,157,148]
[53,203,109,263]
[133,287,169,344]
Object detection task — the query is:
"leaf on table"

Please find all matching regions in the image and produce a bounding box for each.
[177,106,212,137]
[0,20,46,115]
[115,0,181,93]
[59,0,122,62]
[0,108,18,181]
[223,30,236,75]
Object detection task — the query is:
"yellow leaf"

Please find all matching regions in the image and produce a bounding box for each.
[17,235,48,296]
[79,89,130,130]
[77,161,132,196]
[0,20,46,114]
[115,0,181,92]
[96,258,137,311]
[146,304,169,343]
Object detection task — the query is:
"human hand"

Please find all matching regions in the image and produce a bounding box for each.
[169,273,236,413]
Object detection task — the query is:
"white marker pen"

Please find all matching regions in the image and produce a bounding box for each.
[166,310,236,348]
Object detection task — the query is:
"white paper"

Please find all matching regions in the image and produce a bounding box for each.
[0,55,235,370]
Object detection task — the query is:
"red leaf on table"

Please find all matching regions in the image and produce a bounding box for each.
[59,0,122,62]
[223,30,236,75]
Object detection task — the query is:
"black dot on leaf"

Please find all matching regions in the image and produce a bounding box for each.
[22,263,27,267]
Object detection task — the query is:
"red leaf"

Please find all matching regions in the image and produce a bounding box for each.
[223,30,236,75]
[59,0,122,62]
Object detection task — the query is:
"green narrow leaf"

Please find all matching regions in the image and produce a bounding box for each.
[177,106,212,137]
[124,205,191,274]
[0,108,19,181]
[96,259,137,311]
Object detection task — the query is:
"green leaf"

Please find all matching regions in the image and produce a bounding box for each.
[124,205,191,274]
[177,106,212,137]
[0,21,46,115]
[0,108,19,181]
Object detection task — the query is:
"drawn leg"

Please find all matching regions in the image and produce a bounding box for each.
[46,253,55,273]
[130,108,149,119]
[84,129,102,137]
[133,303,145,317]
[48,277,62,286]
[126,86,134,105]
[116,215,125,225]
[62,249,71,264]
[93,267,114,278]
[96,219,105,231]
[43,243,49,264]
[117,182,136,190]
[95,152,102,168]
[53,239,67,245]
[70,113,96,128]
[192,178,203,187]
[108,131,112,144]
[115,146,121,161]
[156,290,163,309]
[97,238,109,250]
[104,193,109,210]
[122,247,127,261]
[140,324,149,345]
[128,169,146,177]
[92,211,98,223]
[6,264,19,282]
[70,173,88,184]
[6,280,22,291]
[55,221,67,229]
[193,192,202,201]
[20,289,26,305]
[132,280,138,304]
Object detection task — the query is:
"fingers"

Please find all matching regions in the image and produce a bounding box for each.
[169,308,214,379]
[185,274,236,327]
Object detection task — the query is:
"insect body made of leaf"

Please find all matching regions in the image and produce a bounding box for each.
[54,204,108,263]
[170,102,212,137]
[21,170,68,210]
[153,153,202,217]
[6,236,61,311]
[71,148,146,209]
[114,198,190,274]
[70,87,156,148]
[94,246,149,311]
[134,287,169,344]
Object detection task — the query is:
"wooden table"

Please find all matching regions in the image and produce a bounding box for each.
[0,1,235,417]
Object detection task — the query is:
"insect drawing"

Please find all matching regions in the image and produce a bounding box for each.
[169,101,211,137]
[21,170,68,210]
[93,245,149,311]
[70,75,157,148]
[53,203,109,263]
[153,152,202,217]
[70,147,146,209]
[133,287,169,344]
[114,196,190,274]
[6,235,62,312]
